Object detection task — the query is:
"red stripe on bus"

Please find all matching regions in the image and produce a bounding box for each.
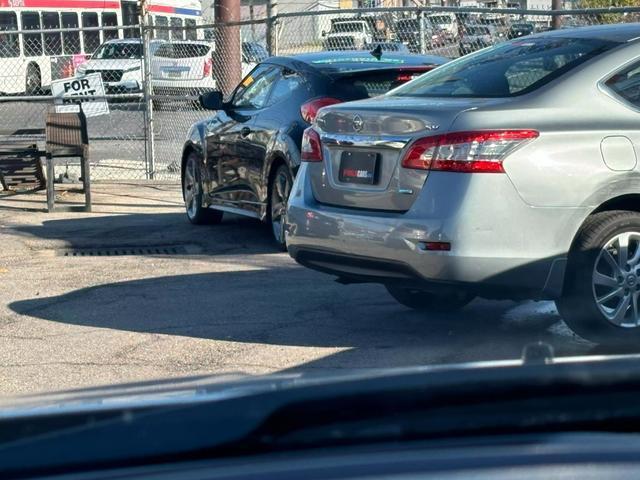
[147,4,174,13]
[0,0,120,8]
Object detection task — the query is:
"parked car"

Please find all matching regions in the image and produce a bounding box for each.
[322,18,376,51]
[242,42,269,78]
[181,51,448,249]
[394,18,447,53]
[507,22,536,39]
[286,24,640,345]
[151,41,215,96]
[365,41,411,54]
[458,25,497,56]
[425,13,460,42]
[75,39,164,93]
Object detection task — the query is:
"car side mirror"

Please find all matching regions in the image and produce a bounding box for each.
[200,90,224,110]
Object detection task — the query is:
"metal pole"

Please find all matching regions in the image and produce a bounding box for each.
[418,10,425,54]
[213,0,241,96]
[141,2,155,179]
[266,0,278,56]
[552,0,562,29]
[249,0,256,41]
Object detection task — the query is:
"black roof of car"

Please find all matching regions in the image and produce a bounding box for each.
[533,22,640,42]
[265,51,449,75]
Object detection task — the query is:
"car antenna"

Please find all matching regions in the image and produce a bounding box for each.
[370,44,383,60]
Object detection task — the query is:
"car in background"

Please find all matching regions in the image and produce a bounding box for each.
[425,12,459,42]
[286,24,640,346]
[365,41,410,54]
[459,25,498,56]
[151,41,215,96]
[322,18,376,50]
[507,22,536,39]
[181,51,448,249]
[242,41,269,77]
[394,18,447,53]
[75,39,164,93]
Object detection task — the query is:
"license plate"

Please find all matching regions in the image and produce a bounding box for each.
[339,151,379,185]
[166,71,182,78]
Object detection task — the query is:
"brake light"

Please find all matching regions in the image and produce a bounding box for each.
[396,73,415,82]
[203,58,212,78]
[300,97,341,123]
[401,130,539,173]
[301,127,322,162]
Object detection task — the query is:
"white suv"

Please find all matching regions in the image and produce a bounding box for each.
[151,41,216,95]
[75,39,164,93]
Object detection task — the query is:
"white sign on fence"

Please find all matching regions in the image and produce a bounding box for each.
[51,73,109,118]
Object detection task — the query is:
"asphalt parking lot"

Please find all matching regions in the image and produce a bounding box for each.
[0,181,621,397]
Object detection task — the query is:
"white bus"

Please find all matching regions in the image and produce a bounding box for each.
[0,0,202,94]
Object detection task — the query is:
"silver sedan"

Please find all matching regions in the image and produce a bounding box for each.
[286,23,640,345]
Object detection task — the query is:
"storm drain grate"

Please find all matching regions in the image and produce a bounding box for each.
[57,245,190,257]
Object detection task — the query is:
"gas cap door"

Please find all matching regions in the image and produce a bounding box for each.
[600,136,637,171]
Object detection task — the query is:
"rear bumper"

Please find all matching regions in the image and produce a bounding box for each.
[286,164,589,300]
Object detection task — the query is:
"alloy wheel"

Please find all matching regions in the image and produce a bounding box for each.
[271,168,291,246]
[183,157,200,220]
[592,231,640,328]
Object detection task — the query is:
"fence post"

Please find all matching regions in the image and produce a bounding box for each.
[551,0,562,30]
[418,10,425,55]
[266,0,278,56]
[141,7,155,179]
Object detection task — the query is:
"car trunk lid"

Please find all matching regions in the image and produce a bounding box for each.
[152,43,211,81]
[309,96,504,212]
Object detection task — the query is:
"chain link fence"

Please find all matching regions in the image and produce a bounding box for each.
[0,6,638,184]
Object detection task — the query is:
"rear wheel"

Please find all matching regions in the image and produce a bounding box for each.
[557,211,640,345]
[182,152,223,225]
[25,64,41,95]
[269,164,293,251]
[386,285,474,312]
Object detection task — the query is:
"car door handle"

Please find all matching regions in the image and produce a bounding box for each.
[240,127,252,137]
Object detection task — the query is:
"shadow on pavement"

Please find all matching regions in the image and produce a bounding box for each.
[9,265,613,371]
[10,211,279,255]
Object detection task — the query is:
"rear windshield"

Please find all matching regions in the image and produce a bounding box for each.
[464,26,490,35]
[154,43,210,58]
[427,15,452,25]
[93,42,141,59]
[332,22,365,33]
[396,19,418,31]
[391,36,618,98]
[334,70,427,98]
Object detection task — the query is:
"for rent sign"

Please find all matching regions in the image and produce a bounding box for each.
[51,73,109,118]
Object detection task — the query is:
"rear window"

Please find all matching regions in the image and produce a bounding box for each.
[391,36,618,98]
[154,43,210,58]
[396,19,418,31]
[464,26,490,35]
[334,70,428,98]
[332,22,365,33]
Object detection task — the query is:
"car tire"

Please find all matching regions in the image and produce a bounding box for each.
[386,285,474,312]
[182,151,223,225]
[269,164,293,251]
[557,210,640,345]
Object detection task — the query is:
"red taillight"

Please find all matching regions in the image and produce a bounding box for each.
[300,97,342,124]
[396,73,414,82]
[424,242,451,251]
[396,67,432,84]
[301,127,323,162]
[401,130,539,173]
[203,58,212,78]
